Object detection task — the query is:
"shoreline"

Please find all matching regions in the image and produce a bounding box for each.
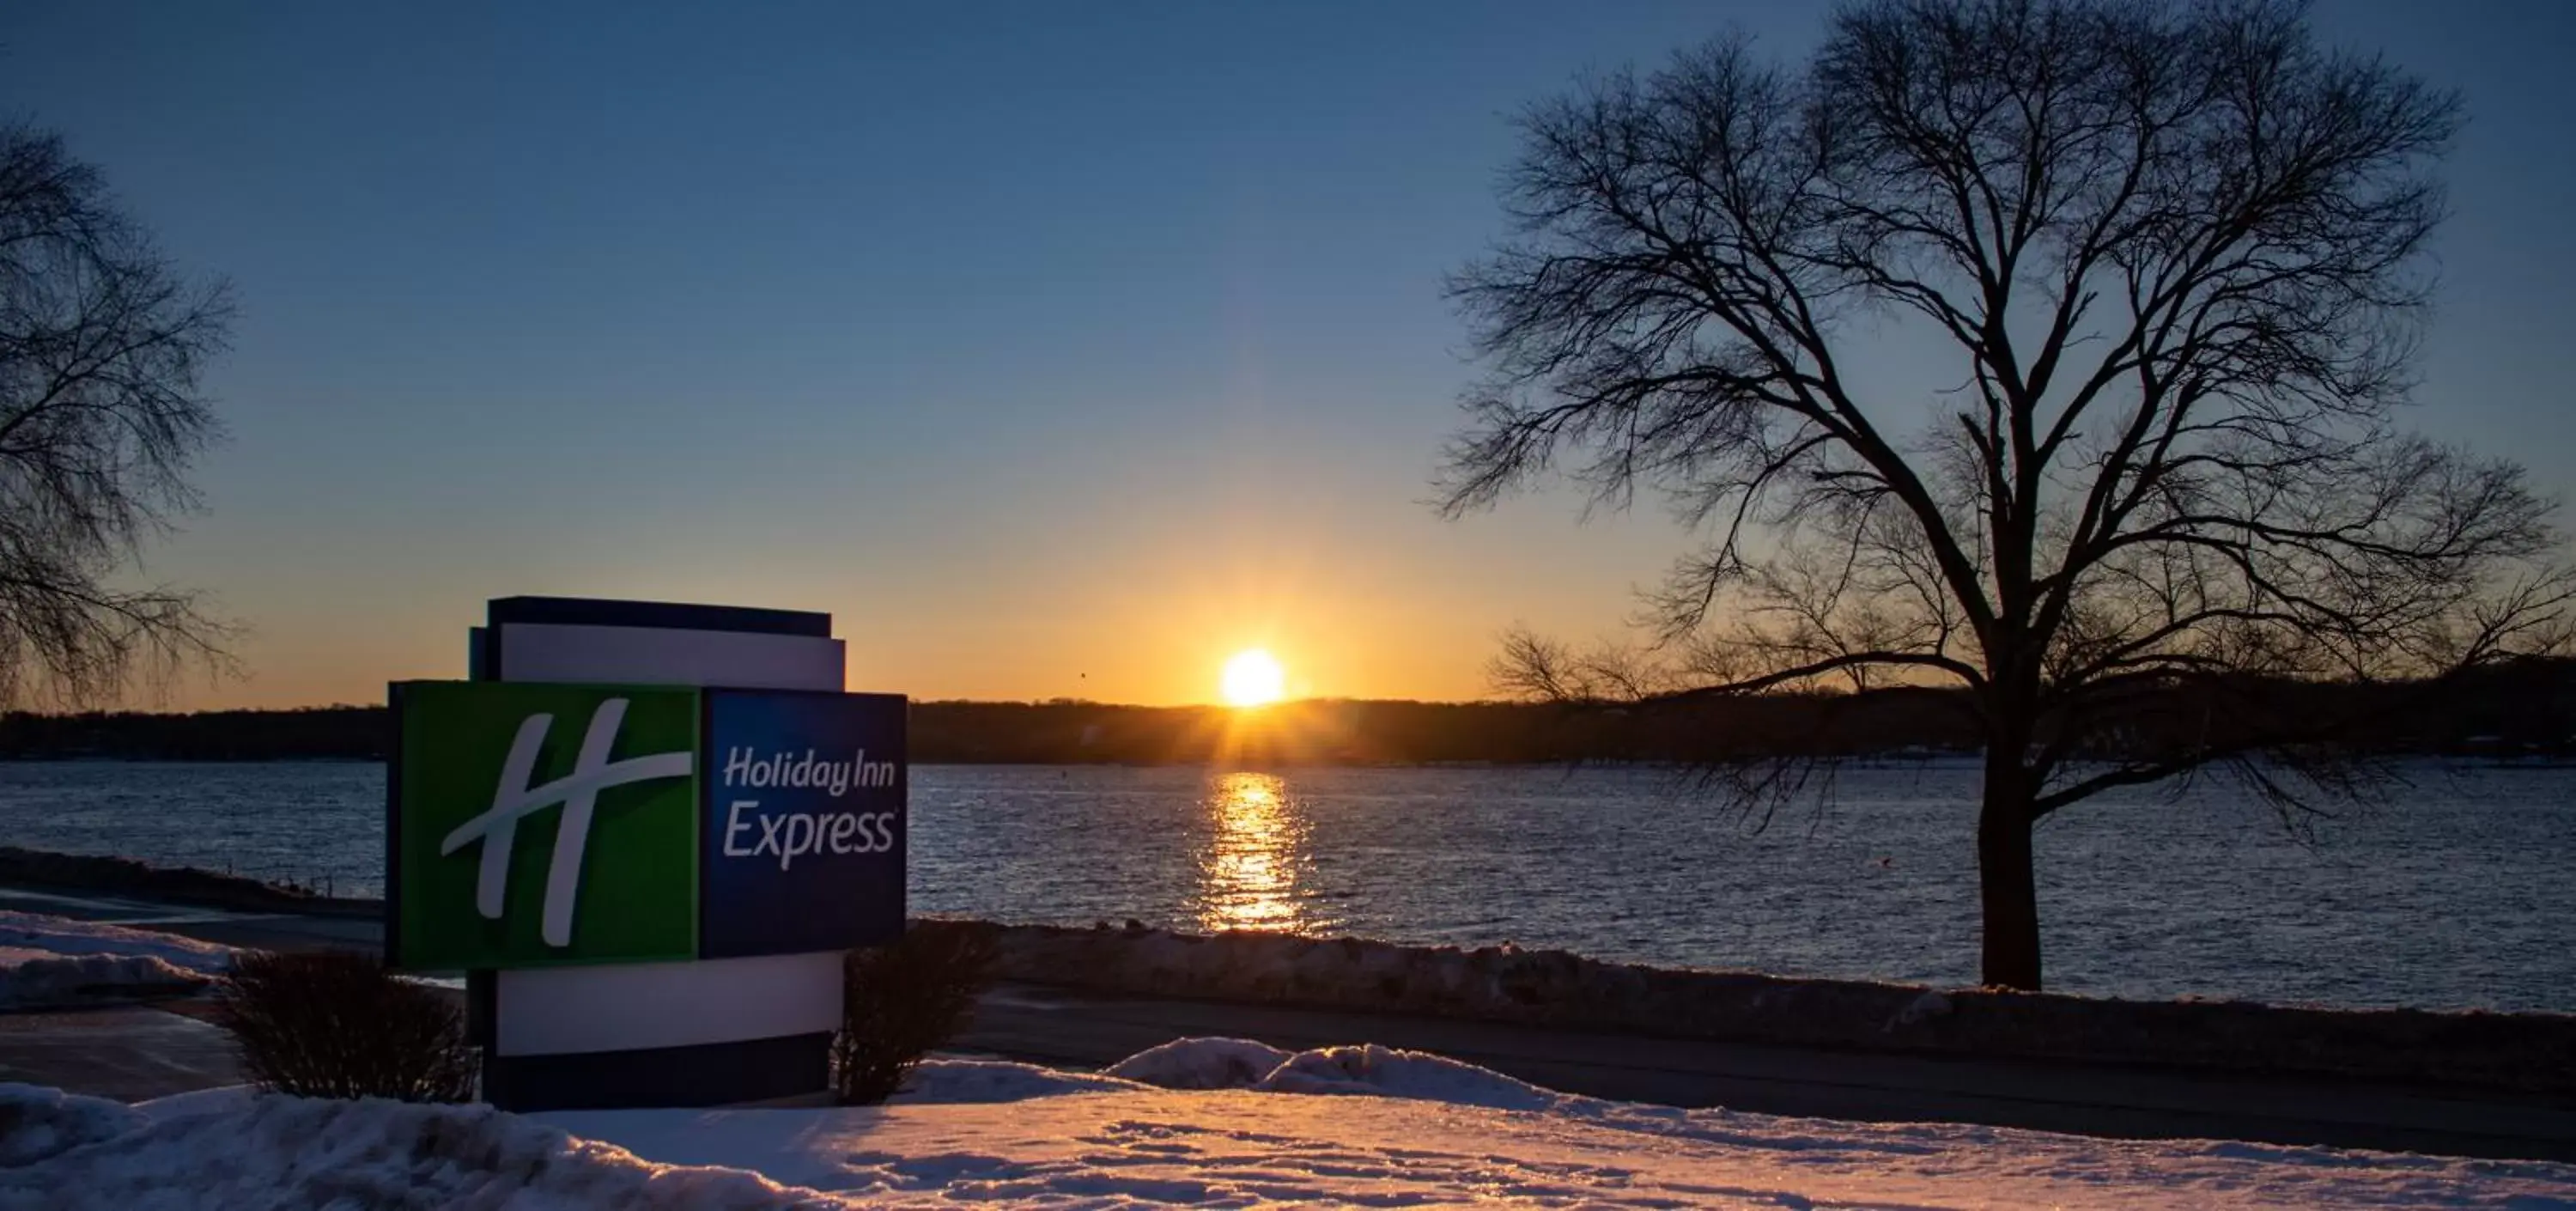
[5,846,2573,1098]
[0,847,380,917]
[962,920,2576,1098]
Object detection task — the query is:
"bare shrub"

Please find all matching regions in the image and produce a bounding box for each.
[210,949,474,1102]
[831,922,997,1105]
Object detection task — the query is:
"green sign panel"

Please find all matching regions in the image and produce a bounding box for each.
[391,681,700,970]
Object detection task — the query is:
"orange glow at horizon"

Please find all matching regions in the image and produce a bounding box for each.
[131,504,1672,710]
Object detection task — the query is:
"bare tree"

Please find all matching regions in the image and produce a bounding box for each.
[1441,0,2568,990]
[0,124,231,706]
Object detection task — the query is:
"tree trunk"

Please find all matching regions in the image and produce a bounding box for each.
[1977,769,2043,990]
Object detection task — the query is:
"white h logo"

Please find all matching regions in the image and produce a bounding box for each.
[438,698,694,947]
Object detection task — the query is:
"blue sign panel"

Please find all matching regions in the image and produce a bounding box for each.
[699,689,907,959]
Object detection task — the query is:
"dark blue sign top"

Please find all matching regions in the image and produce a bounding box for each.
[489,595,832,637]
[698,689,907,958]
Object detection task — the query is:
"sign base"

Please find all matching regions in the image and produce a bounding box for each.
[482,1028,835,1111]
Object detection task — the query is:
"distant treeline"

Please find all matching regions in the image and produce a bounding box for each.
[0,701,1643,764]
[3,659,2573,764]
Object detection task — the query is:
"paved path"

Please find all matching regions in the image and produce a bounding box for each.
[5,884,2572,1161]
[0,1007,239,1102]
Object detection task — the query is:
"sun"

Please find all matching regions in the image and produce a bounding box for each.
[1220,648,1286,707]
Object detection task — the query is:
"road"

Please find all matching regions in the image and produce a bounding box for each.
[5,882,2571,1161]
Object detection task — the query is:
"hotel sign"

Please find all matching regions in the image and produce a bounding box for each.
[388,680,907,971]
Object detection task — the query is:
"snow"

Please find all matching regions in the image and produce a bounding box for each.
[1074,1036,1598,1111]
[1100,1036,1291,1090]
[0,1093,832,1210]
[1252,1042,1564,1110]
[0,952,210,1010]
[0,911,230,1008]
[0,912,233,975]
[130,1086,254,1124]
[0,1085,143,1167]
[555,1082,2576,1208]
[544,1056,2576,1208]
[888,1059,1145,1104]
[9,1044,2569,1208]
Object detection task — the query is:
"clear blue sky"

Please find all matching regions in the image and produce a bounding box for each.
[9,1,2575,707]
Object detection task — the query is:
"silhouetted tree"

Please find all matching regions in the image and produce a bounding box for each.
[1442,0,2569,989]
[0,124,231,705]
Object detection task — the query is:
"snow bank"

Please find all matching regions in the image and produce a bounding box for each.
[0,1085,143,1167]
[1100,1036,1290,1090]
[1255,1043,1564,1111]
[0,1092,835,1210]
[0,912,231,1008]
[0,911,231,976]
[131,1086,254,1124]
[0,952,210,1010]
[550,1055,2576,1208]
[10,1053,2576,1208]
[1101,1038,1561,1110]
[885,1060,1144,1104]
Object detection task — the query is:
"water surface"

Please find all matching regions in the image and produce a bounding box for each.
[0,759,2566,1010]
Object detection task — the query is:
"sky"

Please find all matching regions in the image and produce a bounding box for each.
[8,1,2576,709]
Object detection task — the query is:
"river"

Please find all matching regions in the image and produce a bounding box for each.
[0,758,2567,1011]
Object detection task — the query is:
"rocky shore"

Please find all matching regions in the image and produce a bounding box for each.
[0,848,379,917]
[952,918,2576,1096]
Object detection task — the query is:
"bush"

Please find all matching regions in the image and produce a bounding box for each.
[210,949,475,1102]
[831,922,997,1105]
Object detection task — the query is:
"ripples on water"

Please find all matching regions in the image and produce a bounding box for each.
[0,759,2567,1011]
[1198,772,1315,934]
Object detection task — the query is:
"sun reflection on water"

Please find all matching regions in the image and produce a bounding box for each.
[1194,771,1315,934]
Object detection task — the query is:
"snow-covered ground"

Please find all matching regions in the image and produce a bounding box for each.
[0,911,228,1009]
[6,1040,2573,1208]
[1,911,2570,1205]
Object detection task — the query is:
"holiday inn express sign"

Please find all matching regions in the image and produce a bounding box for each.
[389,595,897,1112]
[389,679,907,971]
